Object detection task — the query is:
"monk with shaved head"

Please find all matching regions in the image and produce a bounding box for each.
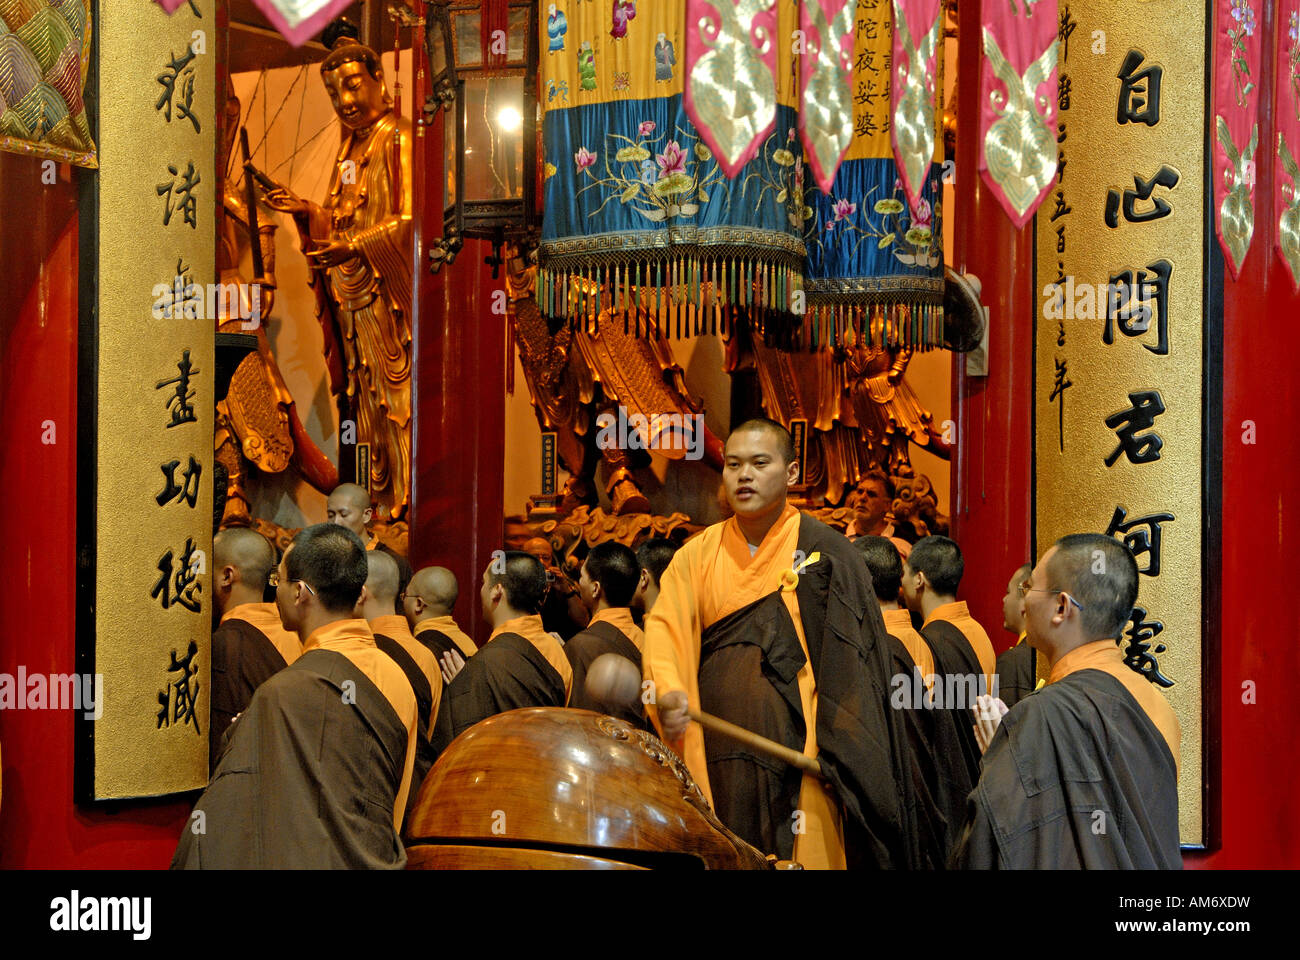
[210,527,301,772]
[952,533,1181,869]
[405,565,477,682]
[327,482,412,611]
[358,551,442,818]
[643,418,935,868]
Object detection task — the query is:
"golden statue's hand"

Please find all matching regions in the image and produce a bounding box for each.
[305,239,357,268]
[261,184,309,217]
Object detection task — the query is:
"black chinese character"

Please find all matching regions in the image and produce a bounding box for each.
[1050,190,1071,222]
[1118,607,1174,688]
[1058,73,1071,111]
[1105,259,1172,356]
[151,537,203,612]
[1104,390,1166,467]
[1104,164,1180,228]
[1049,356,1072,452]
[1059,5,1078,62]
[156,455,202,508]
[157,161,201,229]
[854,78,881,108]
[156,640,202,734]
[155,48,201,134]
[1107,505,1174,577]
[156,349,200,428]
[855,112,879,138]
[1117,50,1162,126]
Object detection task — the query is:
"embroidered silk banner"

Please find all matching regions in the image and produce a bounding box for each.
[156,0,351,48]
[802,0,945,350]
[1213,0,1262,279]
[540,0,806,333]
[684,0,783,179]
[979,0,1059,228]
[1275,1,1300,288]
[798,0,857,195]
[890,0,941,218]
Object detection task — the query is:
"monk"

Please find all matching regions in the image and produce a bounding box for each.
[359,550,442,820]
[645,418,927,869]
[405,565,478,683]
[174,524,417,868]
[952,534,1182,869]
[994,562,1038,709]
[565,542,647,728]
[431,552,573,756]
[209,527,301,773]
[327,482,413,608]
[899,535,990,803]
[903,535,997,695]
[632,537,678,615]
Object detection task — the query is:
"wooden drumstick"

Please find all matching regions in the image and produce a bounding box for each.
[585,653,824,779]
[687,708,823,777]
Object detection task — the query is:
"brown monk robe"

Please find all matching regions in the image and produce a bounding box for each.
[431,552,573,756]
[328,483,413,609]
[173,525,417,869]
[360,551,442,823]
[210,528,302,772]
[952,535,1181,869]
[903,536,997,690]
[405,565,479,664]
[565,542,647,728]
[995,563,1039,710]
[646,420,927,870]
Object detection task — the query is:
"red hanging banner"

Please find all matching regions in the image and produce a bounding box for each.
[685,0,782,179]
[1275,1,1300,288]
[1213,0,1263,279]
[890,0,943,218]
[978,0,1060,229]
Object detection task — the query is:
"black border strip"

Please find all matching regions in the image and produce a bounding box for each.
[1198,0,1224,853]
[73,0,101,806]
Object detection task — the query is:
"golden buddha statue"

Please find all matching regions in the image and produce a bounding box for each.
[260,29,413,522]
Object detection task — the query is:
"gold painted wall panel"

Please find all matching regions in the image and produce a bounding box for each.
[1033,0,1206,845]
[89,0,214,798]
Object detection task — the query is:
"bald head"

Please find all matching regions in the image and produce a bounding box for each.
[727,418,796,465]
[215,527,275,581]
[364,550,401,604]
[1045,535,1138,640]
[404,565,459,626]
[327,483,373,539]
[214,528,275,614]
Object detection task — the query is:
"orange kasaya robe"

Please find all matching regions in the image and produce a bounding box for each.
[414,614,479,658]
[490,614,573,706]
[881,608,935,683]
[643,503,846,869]
[1049,639,1182,777]
[221,601,302,666]
[302,619,418,831]
[369,614,443,738]
[923,600,997,693]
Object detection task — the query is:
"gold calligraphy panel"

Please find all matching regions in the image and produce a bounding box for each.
[81,0,214,799]
[1033,0,1208,846]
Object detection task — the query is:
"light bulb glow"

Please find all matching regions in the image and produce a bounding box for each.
[497,106,522,132]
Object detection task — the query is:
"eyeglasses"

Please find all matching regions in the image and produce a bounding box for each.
[269,570,316,596]
[1019,578,1084,610]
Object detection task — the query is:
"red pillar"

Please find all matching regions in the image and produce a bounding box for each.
[409,104,507,645]
[0,156,191,867]
[948,0,1035,649]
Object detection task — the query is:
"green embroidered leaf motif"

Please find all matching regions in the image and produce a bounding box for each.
[621,184,640,202]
